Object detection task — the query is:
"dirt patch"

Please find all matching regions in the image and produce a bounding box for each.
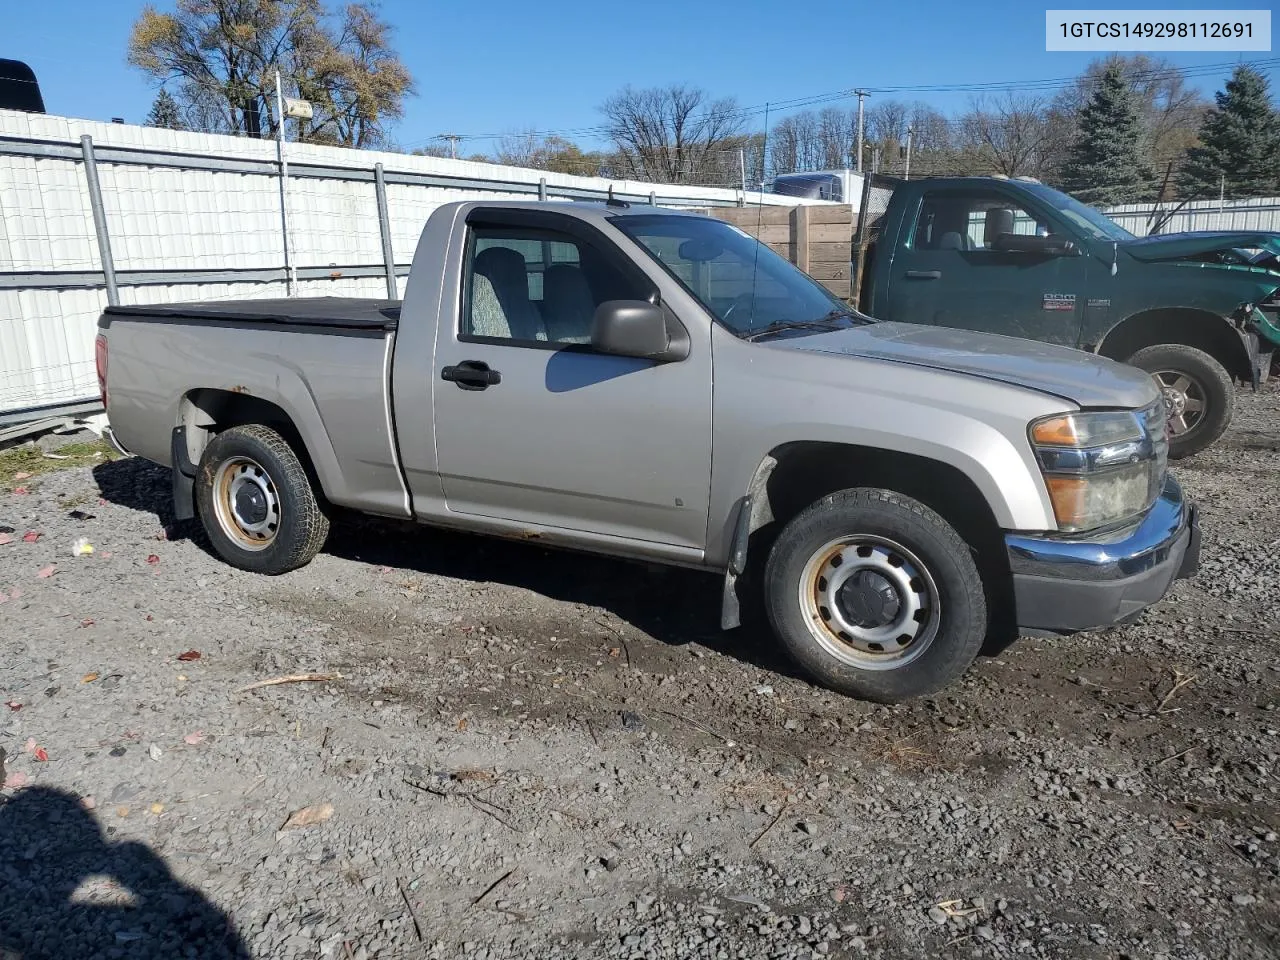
[1,387,1278,959]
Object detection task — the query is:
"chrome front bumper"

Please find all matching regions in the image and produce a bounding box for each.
[1005,476,1199,633]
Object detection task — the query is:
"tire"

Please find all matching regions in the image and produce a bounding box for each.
[763,488,987,703]
[194,424,329,575]
[1127,344,1233,459]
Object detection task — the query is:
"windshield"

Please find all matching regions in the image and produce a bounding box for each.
[613,214,867,339]
[1019,182,1135,243]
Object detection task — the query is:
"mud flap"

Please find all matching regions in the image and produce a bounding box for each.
[719,496,752,630]
[170,426,198,521]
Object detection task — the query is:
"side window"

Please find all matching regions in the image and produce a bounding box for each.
[911,193,1051,253]
[464,227,642,345]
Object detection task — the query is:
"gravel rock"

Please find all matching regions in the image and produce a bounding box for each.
[1,390,1278,958]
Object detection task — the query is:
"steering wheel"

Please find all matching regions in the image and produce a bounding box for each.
[721,293,755,326]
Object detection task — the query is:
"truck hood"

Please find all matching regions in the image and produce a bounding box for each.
[1122,231,1280,264]
[761,321,1159,409]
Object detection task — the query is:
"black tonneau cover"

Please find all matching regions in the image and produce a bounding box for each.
[104,297,400,331]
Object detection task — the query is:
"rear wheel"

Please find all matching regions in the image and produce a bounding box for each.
[763,488,987,703]
[1127,343,1233,459]
[195,424,329,574]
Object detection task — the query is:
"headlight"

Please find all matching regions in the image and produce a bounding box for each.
[1030,408,1162,532]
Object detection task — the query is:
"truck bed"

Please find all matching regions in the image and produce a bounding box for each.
[104,296,400,331]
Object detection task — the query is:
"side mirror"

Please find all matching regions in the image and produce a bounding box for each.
[591,300,675,360]
[994,233,1078,257]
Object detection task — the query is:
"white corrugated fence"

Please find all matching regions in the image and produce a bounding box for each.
[0,109,815,420]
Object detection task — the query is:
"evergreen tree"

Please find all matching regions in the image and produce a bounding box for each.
[1180,65,1280,200]
[145,89,184,130]
[1060,65,1154,205]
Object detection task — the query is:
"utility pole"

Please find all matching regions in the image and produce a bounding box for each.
[903,126,914,181]
[739,147,747,195]
[854,89,869,175]
[436,133,462,159]
[275,69,296,296]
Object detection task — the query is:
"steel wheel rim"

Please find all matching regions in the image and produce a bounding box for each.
[798,534,941,671]
[211,456,280,551]
[1152,369,1207,437]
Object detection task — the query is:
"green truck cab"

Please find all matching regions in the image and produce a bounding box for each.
[855,176,1280,457]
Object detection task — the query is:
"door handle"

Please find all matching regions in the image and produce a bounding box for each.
[905,270,942,280]
[441,360,501,391]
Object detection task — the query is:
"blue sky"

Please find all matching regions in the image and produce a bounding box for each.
[9,0,1278,152]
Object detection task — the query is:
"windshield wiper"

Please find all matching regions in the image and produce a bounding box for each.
[743,308,871,342]
[743,319,844,341]
[815,307,875,326]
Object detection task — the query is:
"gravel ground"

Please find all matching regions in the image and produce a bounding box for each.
[1,385,1278,960]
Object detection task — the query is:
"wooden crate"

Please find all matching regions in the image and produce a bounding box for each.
[706,204,853,299]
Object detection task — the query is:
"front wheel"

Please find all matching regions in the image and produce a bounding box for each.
[763,488,987,703]
[195,424,329,575]
[1127,344,1234,459]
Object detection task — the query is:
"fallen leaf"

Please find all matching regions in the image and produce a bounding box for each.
[378,565,392,574]
[183,731,205,745]
[176,650,201,662]
[0,533,11,545]
[3,772,30,789]
[12,487,30,495]
[80,795,96,810]
[282,802,334,829]
[71,538,94,557]
[4,701,21,711]
[148,743,163,761]
[67,510,95,521]
[149,802,164,815]
[80,619,95,628]
[81,673,99,684]
[146,554,160,565]
[36,565,56,579]
[115,806,129,818]
[608,647,620,658]
[22,531,40,543]
[457,716,468,732]
[13,472,31,481]
[33,748,48,762]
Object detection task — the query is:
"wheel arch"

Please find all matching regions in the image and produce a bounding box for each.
[1095,308,1252,382]
[722,441,1013,632]
[171,388,337,519]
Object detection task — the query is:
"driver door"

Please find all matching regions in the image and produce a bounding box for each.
[431,212,714,550]
[888,188,1088,347]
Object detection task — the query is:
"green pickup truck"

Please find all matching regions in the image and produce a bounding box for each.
[853,176,1280,458]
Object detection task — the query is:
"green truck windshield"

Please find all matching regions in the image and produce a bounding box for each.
[1019,182,1136,243]
[615,214,862,339]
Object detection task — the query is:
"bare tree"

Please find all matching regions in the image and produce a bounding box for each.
[866,100,910,145]
[601,85,744,183]
[494,130,608,176]
[959,92,1054,178]
[129,0,413,145]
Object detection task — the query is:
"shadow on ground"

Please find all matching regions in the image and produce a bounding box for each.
[92,458,804,681]
[0,786,249,959]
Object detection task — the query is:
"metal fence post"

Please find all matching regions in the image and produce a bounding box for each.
[79,135,118,307]
[373,163,398,299]
[538,177,547,201]
[649,192,656,206]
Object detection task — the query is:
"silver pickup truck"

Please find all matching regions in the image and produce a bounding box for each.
[97,200,1200,702]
